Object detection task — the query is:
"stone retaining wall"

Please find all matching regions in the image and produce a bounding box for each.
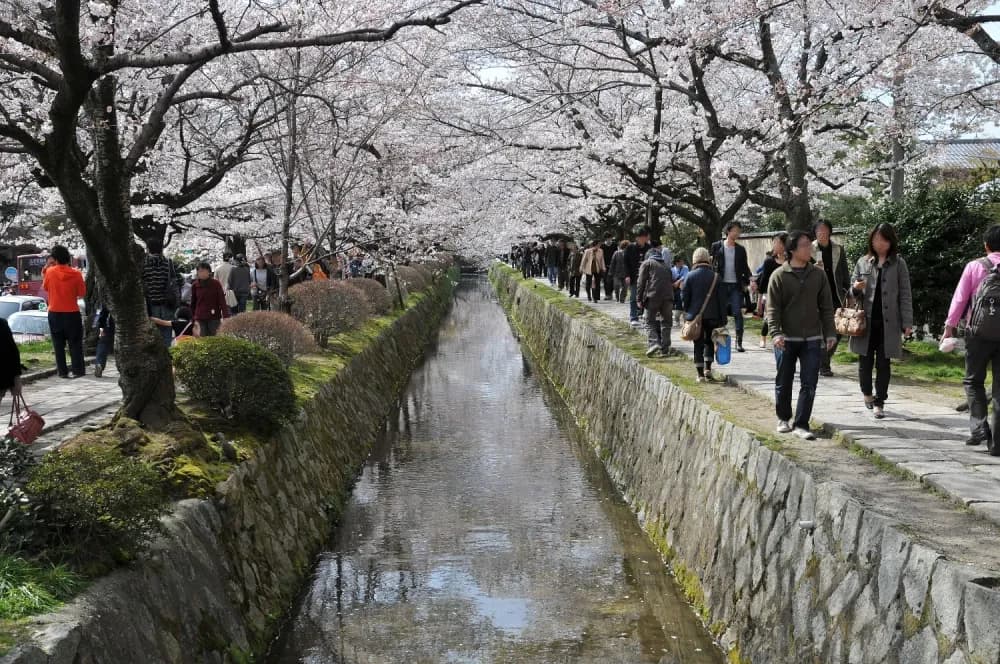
[491,264,1000,664]
[3,276,455,664]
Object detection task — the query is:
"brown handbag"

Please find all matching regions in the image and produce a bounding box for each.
[835,300,866,337]
[681,272,719,341]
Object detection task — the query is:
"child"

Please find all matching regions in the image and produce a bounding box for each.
[150,306,196,344]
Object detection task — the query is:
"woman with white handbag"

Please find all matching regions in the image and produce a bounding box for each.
[849,223,913,419]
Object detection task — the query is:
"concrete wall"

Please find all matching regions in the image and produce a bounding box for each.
[491,264,1000,664]
[2,276,455,664]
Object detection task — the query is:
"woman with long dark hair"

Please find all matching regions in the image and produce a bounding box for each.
[850,223,913,419]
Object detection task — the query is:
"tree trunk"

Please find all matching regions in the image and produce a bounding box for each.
[784,137,813,230]
[49,78,178,428]
[276,54,301,314]
[133,215,168,249]
[224,234,247,257]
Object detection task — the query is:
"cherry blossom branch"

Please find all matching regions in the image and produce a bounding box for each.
[102,0,483,71]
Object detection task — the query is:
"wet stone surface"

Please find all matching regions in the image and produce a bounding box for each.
[268,279,721,663]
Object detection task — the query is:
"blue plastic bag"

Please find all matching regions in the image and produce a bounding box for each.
[715,332,731,366]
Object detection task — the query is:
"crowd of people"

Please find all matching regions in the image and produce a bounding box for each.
[511,221,1000,453]
[0,241,383,383]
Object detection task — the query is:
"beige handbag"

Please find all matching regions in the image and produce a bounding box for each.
[835,300,866,337]
[681,273,719,341]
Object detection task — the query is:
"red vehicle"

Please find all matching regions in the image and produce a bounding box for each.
[16,254,47,297]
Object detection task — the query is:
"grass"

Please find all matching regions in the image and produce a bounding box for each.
[745,311,970,392]
[834,339,970,386]
[0,554,85,621]
[17,340,55,373]
[0,554,87,655]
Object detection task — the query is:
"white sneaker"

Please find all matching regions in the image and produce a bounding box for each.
[646,344,662,357]
[776,420,792,434]
[696,375,708,383]
[793,427,816,440]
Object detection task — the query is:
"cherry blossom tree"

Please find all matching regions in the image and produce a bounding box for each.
[0,0,480,424]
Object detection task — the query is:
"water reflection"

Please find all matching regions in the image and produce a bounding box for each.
[268,278,722,664]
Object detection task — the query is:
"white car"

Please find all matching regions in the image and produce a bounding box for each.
[0,295,46,320]
[7,310,51,343]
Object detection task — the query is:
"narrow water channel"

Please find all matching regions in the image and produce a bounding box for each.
[268,278,723,664]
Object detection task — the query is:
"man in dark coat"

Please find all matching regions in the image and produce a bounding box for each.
[711,221,753,352]
[624,227,651,325]
[601,235,616,299]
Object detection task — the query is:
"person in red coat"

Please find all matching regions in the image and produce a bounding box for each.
[189,262,229,336]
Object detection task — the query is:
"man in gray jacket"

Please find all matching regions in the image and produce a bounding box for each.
[766,231,837,440]
[637,248,674,357]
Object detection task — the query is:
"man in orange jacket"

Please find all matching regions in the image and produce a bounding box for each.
[42,245,87,378]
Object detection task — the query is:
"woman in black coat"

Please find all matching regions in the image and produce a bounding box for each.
[683,247,729,383]
[0,318,24,403]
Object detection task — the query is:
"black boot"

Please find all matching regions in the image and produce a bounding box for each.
[736,331,745,353]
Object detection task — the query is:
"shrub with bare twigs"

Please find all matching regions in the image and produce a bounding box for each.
[395,265,431,293]
[347,278,393,315]
[219,311,318,365]
[289,280,373,347]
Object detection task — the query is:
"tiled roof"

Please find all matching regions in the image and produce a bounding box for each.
[923,140,1000,169]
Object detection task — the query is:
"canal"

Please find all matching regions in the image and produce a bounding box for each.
[268,278,723,663]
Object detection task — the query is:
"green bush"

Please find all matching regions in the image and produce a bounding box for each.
[172,336,296,428]
[845,186,991,338]
[0,437,36,555]
[25,445,167,564]
[346,278,392,315]
[219,311,317,365]
[289,280,372,347]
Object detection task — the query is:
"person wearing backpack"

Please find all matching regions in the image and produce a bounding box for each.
[849,224,913,420]
[636,247,674,357]
[944,224,1000,451]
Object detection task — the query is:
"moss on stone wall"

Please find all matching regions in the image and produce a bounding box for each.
[489,263,991,664]
[3,272,457,664]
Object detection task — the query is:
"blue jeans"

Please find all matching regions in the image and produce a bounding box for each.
[547,266,559,285]
[723,283,744,333]
[95,333,113,368]
[234,295,248,314]
[774,340,822,430]
[628,282,639,321]
[148,303,175,347]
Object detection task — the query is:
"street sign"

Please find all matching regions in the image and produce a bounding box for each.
[4,266,17,282]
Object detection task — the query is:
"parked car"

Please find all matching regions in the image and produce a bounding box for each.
[7,310,50,343]
[0,295,46,320]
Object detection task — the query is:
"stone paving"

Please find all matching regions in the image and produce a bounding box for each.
[8,360,123,456]
[533,278,1000,526]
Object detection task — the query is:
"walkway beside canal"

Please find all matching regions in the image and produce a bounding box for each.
[533,278,1000,526]
[14,362,122,457]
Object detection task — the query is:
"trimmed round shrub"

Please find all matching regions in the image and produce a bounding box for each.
[172,336,295,428]
[219,311,317,365]
[25,445,168,564]
[347,278,392,315]
[289,280,373,347]
[395,265,430,293]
